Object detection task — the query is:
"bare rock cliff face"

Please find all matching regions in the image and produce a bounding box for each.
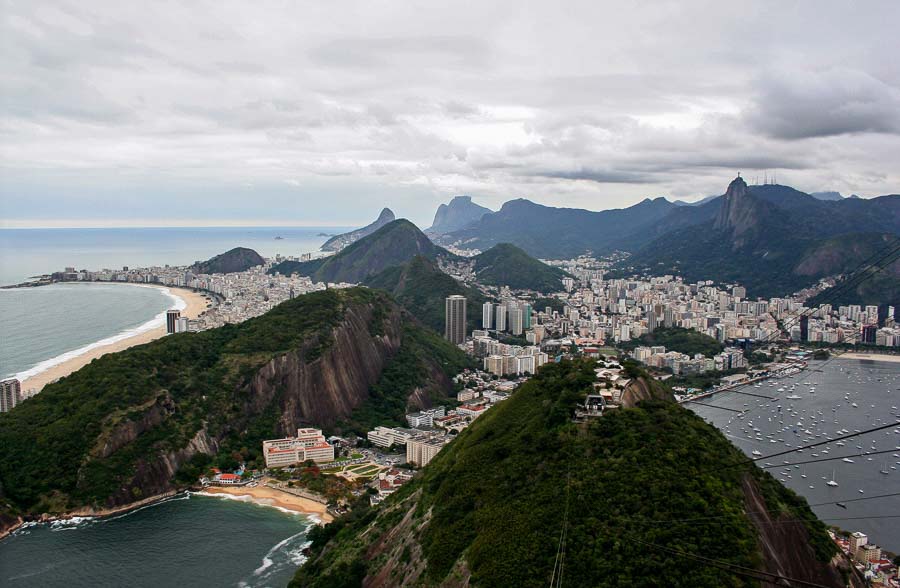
[741,476,865,588]
[713,176,772,249]
[620,377,673,408]
[251,303,406,433]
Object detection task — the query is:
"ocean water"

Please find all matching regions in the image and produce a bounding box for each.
[0,493,313,588]
[0,227,345,382]
[0,226,349,286]
[0,283,181,381]
[688,358,900,551]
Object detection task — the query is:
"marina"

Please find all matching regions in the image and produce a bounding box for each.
[688,357,900,551]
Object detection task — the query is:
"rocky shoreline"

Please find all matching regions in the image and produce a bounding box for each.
[0,490,181,541]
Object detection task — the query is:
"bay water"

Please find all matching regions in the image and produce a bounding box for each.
[688,357,900,552]
[0,493,313,588]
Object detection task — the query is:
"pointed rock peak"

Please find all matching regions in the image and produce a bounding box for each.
[378,208,396,221]
[726,175,748,198]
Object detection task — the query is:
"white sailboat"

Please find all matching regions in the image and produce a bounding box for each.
[827,469,839,487]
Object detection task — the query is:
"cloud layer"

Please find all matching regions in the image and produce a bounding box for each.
[2,1,899,227]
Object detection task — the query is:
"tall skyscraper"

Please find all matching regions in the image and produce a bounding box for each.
[663,308,675,328]
[495,304,507,331]
[799,314,809,342]
[0,378,22,413]
[166,309,181,334]
[482,301,493,329]
[508,307,524,335]
[522,303,532,329]
[647,310,658,333]
[445,295,467,344]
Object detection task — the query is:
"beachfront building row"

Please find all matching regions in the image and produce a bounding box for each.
[262,428,335,468]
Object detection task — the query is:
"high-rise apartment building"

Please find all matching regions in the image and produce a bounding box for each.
[508,306,524,335]
[166,309,181,334]
[482,301,493,329]
[495,304,507,331]
[445,295,467,344]
[0,378,22,413]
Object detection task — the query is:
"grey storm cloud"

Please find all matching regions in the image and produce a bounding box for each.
[1,0,899,227]
[747,69,900,139]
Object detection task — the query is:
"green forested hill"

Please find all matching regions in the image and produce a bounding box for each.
[191,247,264,274]
[270,219,451,284]
[0,288,468,516]
[364,255,486,334]
[473,243,568,293]
[292,360,844,588]
[620,326,724,357]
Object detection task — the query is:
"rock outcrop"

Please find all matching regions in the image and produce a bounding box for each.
[321,208,396,252]
[427,195,491,235]
[251,302,405,431]
[619,376,673,408]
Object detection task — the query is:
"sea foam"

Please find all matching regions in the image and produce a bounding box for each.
[13,284,186,382]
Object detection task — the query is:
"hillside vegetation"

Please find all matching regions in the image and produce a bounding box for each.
[270,220,451,284]
[620,326,724,358]
[191,247,264,274]
[0,288,468,516]
[292,359,843,588]
[473,243,567,293]
[625,178,900,301]
[364,255,486,334]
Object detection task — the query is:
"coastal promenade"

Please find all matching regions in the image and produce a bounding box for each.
[20,285,209,394]
[679,363,806,405]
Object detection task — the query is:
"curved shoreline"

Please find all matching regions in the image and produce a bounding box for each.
[198,483,333,523]
[1,484,331,541]
[17,284,209,394]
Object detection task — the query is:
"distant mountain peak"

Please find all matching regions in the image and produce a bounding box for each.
[713,176,759,240]
[321,208,397,251]
[727,175,749,196]
[427,195,491,234]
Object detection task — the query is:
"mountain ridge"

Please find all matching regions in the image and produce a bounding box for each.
[321,208,396,252]
[291,359,860,588]
[427,195,491,235]
[271,219,453,284]
[0,288,468,519]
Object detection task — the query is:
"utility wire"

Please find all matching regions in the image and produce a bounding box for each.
[629,536,834,588]
[809,491,900,507]
[759,448,900,469]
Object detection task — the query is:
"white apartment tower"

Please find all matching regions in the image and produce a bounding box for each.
[482,301,493,329]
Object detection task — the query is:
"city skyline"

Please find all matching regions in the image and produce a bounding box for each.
[3,1,900,229]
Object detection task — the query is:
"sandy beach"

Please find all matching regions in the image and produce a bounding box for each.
[21,285,210,393]
[200,483,333,523]
[839,352,900,363]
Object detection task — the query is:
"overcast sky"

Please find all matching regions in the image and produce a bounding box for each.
[2,1,899,228]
